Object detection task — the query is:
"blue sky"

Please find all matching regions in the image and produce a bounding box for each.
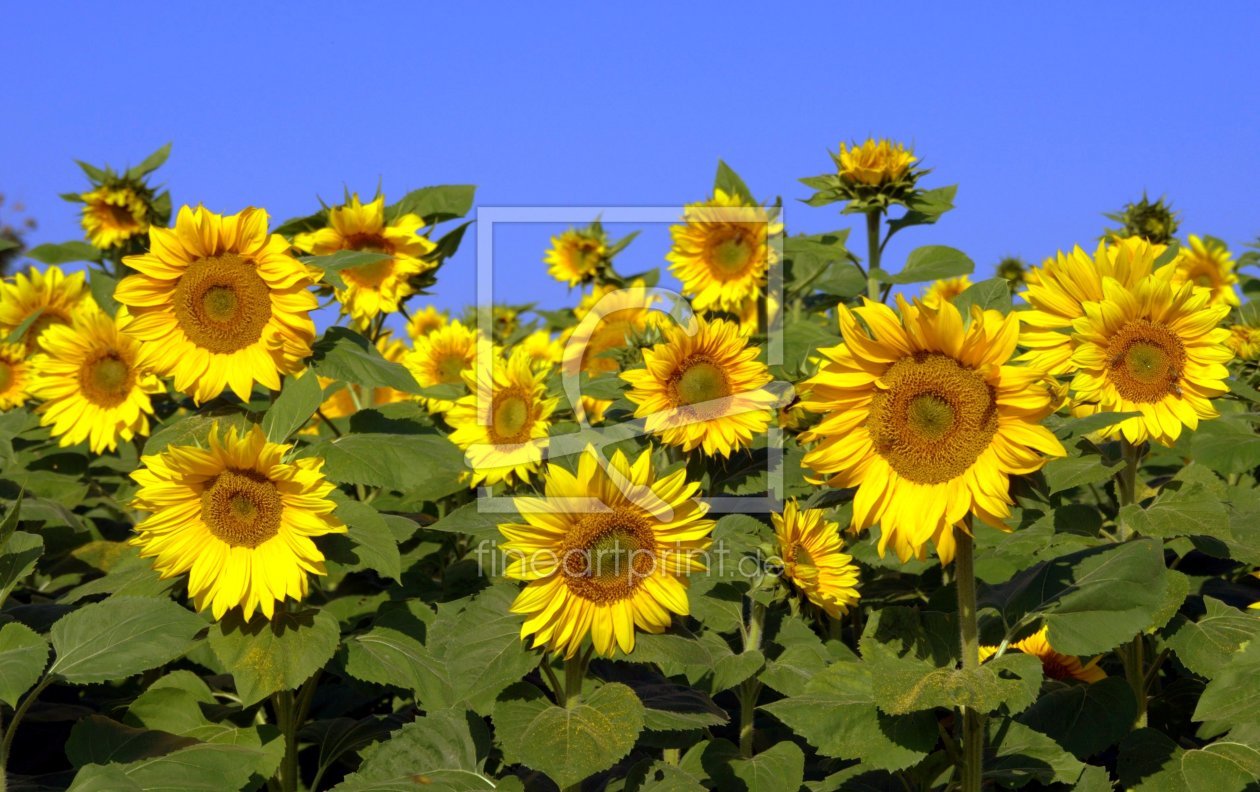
[4,2,1259,318]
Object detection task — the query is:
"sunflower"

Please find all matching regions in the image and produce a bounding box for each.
[799,297,1065,563]
[446,346,557,487]
[1068,271,1232,446]
[545,227,608,287]
[129,423,344,620]
[500,446,714,658]
[979,626,1105,683]
[314,334,412,424]
[1226,322,1260,361]
[0,343,29,411]
[1017,236,1171,376]
[1170,235,1239,308]
[404,319,482,413]
[772,501,860,619]
[580,396,611,425]
[294,194,435,327]
[406,305,447,340]
[836,138,917,187]
[667,189,781,321]
[81,185,149,248]
[116,206,318,404]
[0,265,98,350]
[27,311,161,453]
[622,317,776,457]
[924,275,972,305]
[563,280,659,377]
[520,329,563,368]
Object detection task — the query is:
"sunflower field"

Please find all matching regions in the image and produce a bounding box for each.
[2,139,1260,792]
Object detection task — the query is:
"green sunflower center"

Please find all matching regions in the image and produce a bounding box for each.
[1106,320,1186,403]
[906,394,955,440]
[202,468,283,548]
[674,357,730,406]
[436,353,467,385]
[491,391,532,443]
[560,510,657,603]
[713,234,754,276]
[79,352,134,407]
[343,256,396,289]
[173,253,273,354]
[202,286,238,322]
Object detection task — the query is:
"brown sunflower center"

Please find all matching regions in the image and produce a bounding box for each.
[708,227,760,277]
[79,352,134,407]
[173,253,272,354]
[489,389,533,443]
[673,357,731,406]
[1106,320,1186,403]
[866,353,999,484]
[202,469,283,548]
[559,509,656,603]
[569,240,603,273]
[96,201,141,230]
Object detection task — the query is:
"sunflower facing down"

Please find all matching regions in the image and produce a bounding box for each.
[294,194,436,327]
[622,317,777,457]
[445,346,557,487]
[404,319,482,413]
[28,312,162,453]
[129,423,345,620]
[0,343,30,411]
[667,189,782,321]
[799,297,1066,563]
[772,501,860,619]
[501,446,714,658]
[0,265,98,350]
[1170,235,1240,308]
[979,626,1105,683]
[116,206,318,404]
[545,226,608,287]
[81,185,150,249]
[1068,272,1232,446]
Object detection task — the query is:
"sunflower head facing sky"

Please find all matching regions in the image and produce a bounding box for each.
[799,296,1066,563]
[28,311,162,453]
[0,343,30,411]
[500,446,714,658]
[404,318,482,413]
[836,138,917,188]
[545,226,609,287]
[1170,235,1239,308]
[772,501,860,619]
[0,264,98,351]
[294,194,436,328]
[980,625,1105,684]
[129,423,345,621]
[115,205,318,404]
[621,316,777,458]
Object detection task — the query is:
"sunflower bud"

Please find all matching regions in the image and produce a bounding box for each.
[802,138,924,213]
[996,256,1027,288]
[1104,193,1180,245]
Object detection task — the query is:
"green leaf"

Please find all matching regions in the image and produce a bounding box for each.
[493,681,645,789]
[886,186,957,234]
[0,621,48,707]
[1193,636,1260,730]
[1016,677,1136,758]
[784,231,861,299]
[883,245,974,285]
[1051,411,1142,440]
[67,744,267,792]
[427,500,517,544]
[0,531,42,602]
[25,240,99,264]
[631,678,728,732]
[1119,474,1231,540]
[327,499,402,582]
[88,269,119,316]
[343,627,431,693]
[714,160,755,204]
[1043,453,1121,495]
[388,185,477,226]
[66,715,197,767]
[1163,596,1260,678]
[49,597,204,684]
[309,432,465,497]
[0,492,19,549]
[310,327,422,394]
[126,142,172,180]
[208,608,339,705]
[332,709,491,791]
[262,369,324,442]
[728,741,805,792]
[0,238,19,253]
[1119,729,1260,791]
[143,409,256,455]
[1188,417,1260,476]
[987,718,1089,788]
[952,278,1012,316]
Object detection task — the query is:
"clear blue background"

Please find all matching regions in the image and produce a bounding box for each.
[4,2,1259,317]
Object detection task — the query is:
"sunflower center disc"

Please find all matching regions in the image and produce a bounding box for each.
[80,353,133,407]
[906,394,955,440]
[712,234,754,276]
[676,359,730,406]
[561,511,656,603]
[173,253,273,354]
[492,394,531,442]
[1106,319,1186,403]
[202,469,283,548]
[436,354,466,384]
[100,201,140,229]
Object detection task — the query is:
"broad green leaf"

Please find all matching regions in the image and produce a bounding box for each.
[728,741,805,792]
[987,718,1089,788]
[427,500,517,544]
[310,327,422,394]
[886,185,957,234]
[88,269,119,316]
[126,142,172,180]
[301,717,394,791]
[1119,475,1230,540]
[332,709,491,791]
[67,743,267,792]
[0,530,42,603]
[628,677,728,732]
[65,715,197,767]
[882,245,973,285]
[25,240,99,264]
[50,596,203,684]
[784,231,861,299]
[0,492,20,548]
[262,368,324,442]
[1016,677,1136,758]
[1188,417,1260,476]
[388,184,476,225]
[301,250,393,291]
[143,409,256,455]
[952,277,1013,316]
[1163,596,1260,678]
[327,498,402,582]
[1193,637,1260,730]
[714,160,755,204]
[493,682,645,789]
[1042,453,1120,495]
[0,621,48,706]
[309,432,465,498]
[209,607,339,705]
[1050,411,1142,440]
[342,627,429,693]
[1119,728,1260,791]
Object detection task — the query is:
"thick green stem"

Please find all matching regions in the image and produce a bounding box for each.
[563,654,584,707]
[1115,437,1149,727]
[274,690,299,792]
[738,600,766,758]
[865,210,882,302]
[955,525,984,792]
[1,675,53,785]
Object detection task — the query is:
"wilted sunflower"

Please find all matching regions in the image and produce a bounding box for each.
[667,189,781,322]
[116,206,318,404]
[80,185,149,249]
[622,317,776,457]
[0,343,29,410]
[924,275,972,305]
[294,194,436,327]
[979,626,1105,683]
[799,297,1065,563]
[772,501,860,619]
[1068,271,1232,446]
[404,319,481,413]
[446,346,557,487]
[1170,235,1239,308]
[1018,236,1170,376]
[836,138,917,187]
[0,265,97,350]
[545,227,608,287]
[406,304,447,340]
[28,312,162,453]
[130,423,344,620]
[314,334,412,424]
[501,446,714,658]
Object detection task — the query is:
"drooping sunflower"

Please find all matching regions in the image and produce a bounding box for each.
[622,317,776,457]
[545,227,608,287]
[1068,271,1232,446]
[445,347,557,487]
[979,626,1105,683]
[1017,236,1171,376]
[294,194,436,327]
[406,304,447,340]
[924,275,972,305]
[1170,235,1240,308]
[0,265,98,350]
[313,334,412,425]
[799,297,1066,563]
[27,312,162,453]
[81,185,149,249]
[129,423,345,620]
[116,206,318,404]
[0,343,29,411]
[667,189,782,321]
[772,501,860,619]
[501,446,714,658]
[404,319,482,413]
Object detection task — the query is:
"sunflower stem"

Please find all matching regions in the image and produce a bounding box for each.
[955,523,984,792]
[1115,437,1150,727]
[738,599,766,758]
[0,674,52,784]
[865,210,883,302]
[563,654,584,707]
[274,689,300,792]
